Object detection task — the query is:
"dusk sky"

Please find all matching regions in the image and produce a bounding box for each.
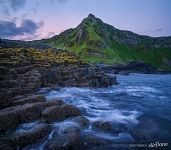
[0,0,171,41]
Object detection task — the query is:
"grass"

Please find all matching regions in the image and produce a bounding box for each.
[43,17,171,71]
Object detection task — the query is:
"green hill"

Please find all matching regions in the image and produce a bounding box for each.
[33,14,171,70]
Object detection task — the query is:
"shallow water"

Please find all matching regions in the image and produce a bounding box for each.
[24,74,171,149]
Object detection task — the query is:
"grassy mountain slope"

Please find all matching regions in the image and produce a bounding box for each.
[34,14,171,70]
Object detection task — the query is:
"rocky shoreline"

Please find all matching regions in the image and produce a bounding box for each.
[0,94,82,149]
[0,65,116,108]
[98,61,170,75]
[0,58,170,149]
[0,64,117,150]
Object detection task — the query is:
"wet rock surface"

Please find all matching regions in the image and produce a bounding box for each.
[41,105,66,122]
[71,116,90,128]
[0,65,116,103]
[0,62,117,149]
[61,104,81,118]
[11,123,50,148]
[92,121,113,131]
[0,93,84,149]
[45,126,83,150]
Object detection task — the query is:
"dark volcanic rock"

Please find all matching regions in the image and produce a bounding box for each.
[92,121,113,131]
[0,90,13,109]
[61,104,81,118]
[18,103,43,123]
[24,69,42,91]
[38,65,116,88]
[12,94,46,106]
[0,64,116,149]
[14,66,33,74]
[45,126,83,150]
[0,103,43,132]
[11,123,50,148]
[98,61,158,74]
[38,68,62,87]
[0,65,116,91]
[125,61,157,73]
[0,80,20,89]
[0,106,19,132]
[41,100,64,108]
[71,116,90,128]
[83,132,113,148]
[41,105,65,122]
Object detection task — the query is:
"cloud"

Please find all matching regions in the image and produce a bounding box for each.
[3,8,11,16]
[0,19,43,39]
[9,0,26,11]
[0,0,26,13]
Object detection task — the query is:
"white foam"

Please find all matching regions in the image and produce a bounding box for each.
[46,87,142,125]
[88,109,141,125]
[126,85,160,92]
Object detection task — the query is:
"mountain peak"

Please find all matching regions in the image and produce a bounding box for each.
[80,13,103,26]
[87,14,96,18]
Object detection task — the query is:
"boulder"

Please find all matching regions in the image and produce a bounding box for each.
[0,103,43,132]
[41,105,65,122]
[61,104,81,118]
[101,76,116,87]
[18,103,43,123]
[0,106,19,132]
[11,123,50,148]
[83,132,113,148]
[38,68,62,87]
[92,121,113,131]
[71,116,89,128]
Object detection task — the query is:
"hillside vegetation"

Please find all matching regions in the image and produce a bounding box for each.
[34,14,171,70]
[0,47,83,68]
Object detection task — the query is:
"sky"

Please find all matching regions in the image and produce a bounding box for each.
[0,0,171,41]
